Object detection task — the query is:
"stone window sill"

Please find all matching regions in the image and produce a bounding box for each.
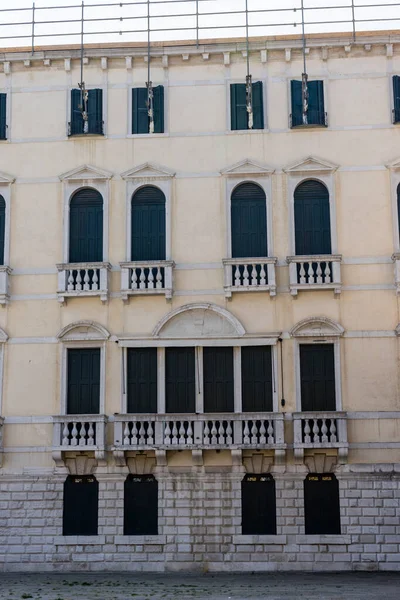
[54,535,106,545]
[114,535,166,545]
[296,534,351,545]
[233,535,287,545]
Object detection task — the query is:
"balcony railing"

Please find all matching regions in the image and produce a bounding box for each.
[114,413,285,451]
[287,255,342,295]
[0,266,12,305]
[120,261,174,301]
[223,258,277,298]
[56,262,111,303]
[290,110,328,128]
[68,120,104,136]
[293,411,348,463]
[52,414,108,464]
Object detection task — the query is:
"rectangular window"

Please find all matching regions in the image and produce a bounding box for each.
[124,475,158,535]
[0,94,7,140]
[242,474,277,535]
[300,344,336,411]
[203,347,234,413]
[304,473,341,535]
[230,81,264,131]
[242,346,273,412]
[290,80,326,127]
[67,348,100,414]
[393,76,400,124]
[166,347,195,413]
[63,475,98,536]
[70,89,104,136]
[132,86,164,134]
[127,348,157,413]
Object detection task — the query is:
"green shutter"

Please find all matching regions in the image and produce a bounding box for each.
[69,188,103,263]
[231,183,267,258]
[230,84,248,130]
[241,346,273,412]
[300,344,336,412]
[165,347,195,413]
[88,89,103,134]
[131,186,166,261]
[203,347,234,413]
[67,348,101,415]
[294,180,331,255]
[153,85,164,133]
[127,348,157,413]
[0,94,7,140]
[132,88,149,134]
[252,81,264,129]
[70,89,84,135]
[308,80,325,125]
[0,196,5,265]
[393,76,400,123]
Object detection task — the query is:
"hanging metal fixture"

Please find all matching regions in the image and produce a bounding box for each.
[245,0,253,130]
[77,1,88,132]
[300,0,309,126]
[146,0,155,134]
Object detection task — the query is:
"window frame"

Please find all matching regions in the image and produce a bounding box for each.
[128,84,168,137]
[387,159,400,252]
[0,173,14,267]
[66,85,107,138]
[226,79,267,133]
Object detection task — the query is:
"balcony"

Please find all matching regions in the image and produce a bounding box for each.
[287,255,342,296]
[52,414,108,465]
[223,258,277,298]
[120,261,174,302]
[113,413,286,464]
[0,266,12,305]
[56,262,111,304]
[293,411,348,463]
[289,110,328,129]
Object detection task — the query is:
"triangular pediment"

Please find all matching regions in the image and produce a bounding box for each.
[221,159,275,177]
[0,171,15,185]
[284,156,338,174]
[290,317,344,338]
[386,158,400,170]
[59,164,113,182]
[121,162,175,180]
[57,320,110,342]
[0,327,8,343]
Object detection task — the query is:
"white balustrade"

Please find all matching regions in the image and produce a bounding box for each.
[223,258,277,297]
[293,411,348,463]
[57,262,111,303]
[52,415,108,464]
[287,255,342,296]
[120,261,174,301]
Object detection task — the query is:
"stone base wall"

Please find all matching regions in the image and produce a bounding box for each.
[0,466,399,572]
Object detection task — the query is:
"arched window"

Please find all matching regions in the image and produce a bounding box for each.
[294,180,331,255]
[241,473,276,535]
[69,188,103,263]
[0,195,5,266]
[231,182,267,258]
[63,475,99,536]
[304,473,341,535]
[124,474,158,535]
[131,186,166,261]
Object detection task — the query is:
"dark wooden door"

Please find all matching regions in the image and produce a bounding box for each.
[0,195,5,265]
[124,475,158,535]
[166,347,195,413]
[241,346,273,412]
[203,347,234,413]
[241,474,276,535]
[300,344,336,411]
[304,473,341,534]
[69,188,103,263]
[127,348,157,414]
[131,186,166,261]
[294,180,331,256]
[67,348,100,415]
[63,475,98,536]
[231,183,267,258]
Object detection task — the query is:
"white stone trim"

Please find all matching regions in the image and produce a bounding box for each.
[59,165,113,263]
[0,171,15,268]
[386,158,400,251]
[284,156,339,255]
[0,331,7,416]
[121,163,174,261]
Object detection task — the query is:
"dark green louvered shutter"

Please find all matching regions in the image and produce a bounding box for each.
[69,188,103,263]
[241,346,273,412]
[242,474,277,535]
[131,186,166,261]
[63,475,98,536]
[153,85,164,133]
[0,196,6,265]
[67,348,100,415]
[132,88,149,134]
[87,89,103,134]
[308,80,325,125]
[124,475,158,535]
[397,184,400,236]
[393,76,400,123]
[127,348,157,414]
[0,94,7,140]
[252,81,264,130]
[203,347,234,413]
[300,344,336,412]
[294,180,331,255]
[231,183,267,258]
[230,84,248,130]
[70,89,84,135]
[304,474,341,535]
[166,347,195,413]
[291,80,303,127]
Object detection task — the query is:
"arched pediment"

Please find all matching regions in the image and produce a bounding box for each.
[220,159,275,177]
[57,320,110,342]
[290,317,344,338]
[59,164,113,182]
[284,156,338,175]
[153,303,246,338]
[121,162,175,180]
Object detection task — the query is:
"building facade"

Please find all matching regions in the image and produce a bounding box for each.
[0,31,399,572]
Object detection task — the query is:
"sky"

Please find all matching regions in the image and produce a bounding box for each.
[0,0,398,49]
